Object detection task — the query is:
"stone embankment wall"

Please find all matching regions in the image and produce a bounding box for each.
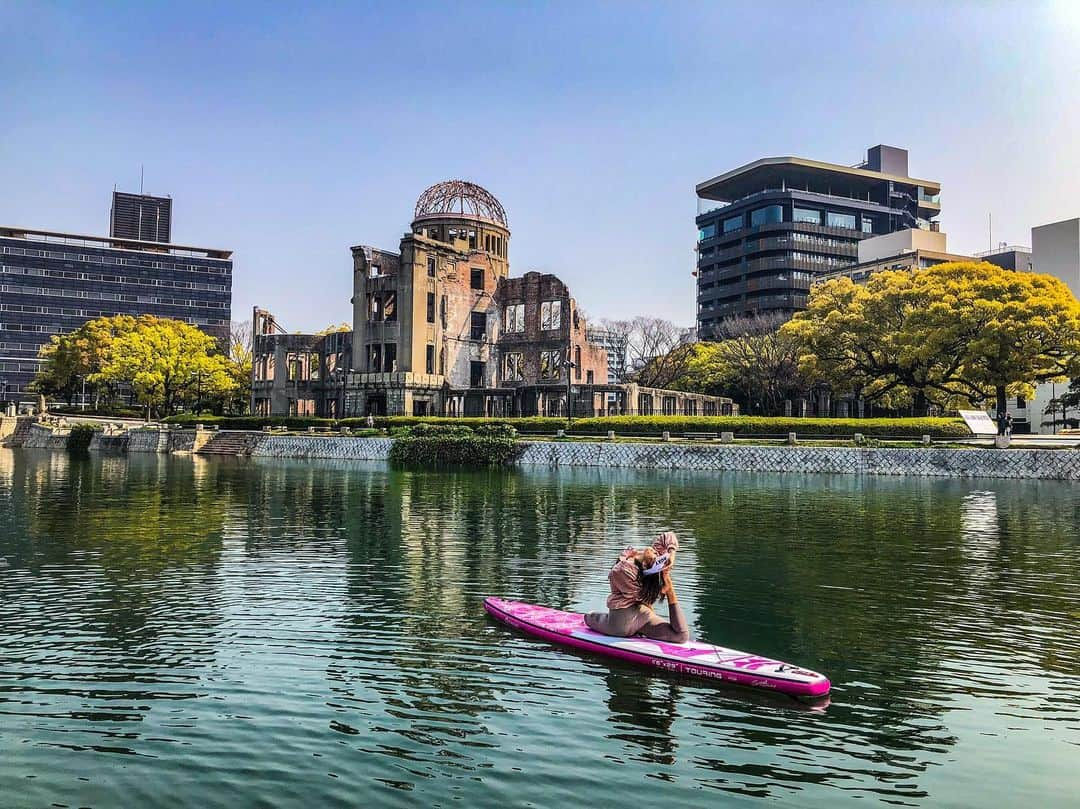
[5,421,1080,480]
[251,436,393,460]
[21,424,70,450]
[516,441,1080,480]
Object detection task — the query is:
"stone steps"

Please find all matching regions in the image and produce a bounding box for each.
[196,430,262,456]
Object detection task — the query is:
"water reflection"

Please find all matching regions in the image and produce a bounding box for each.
[0,451,1078,808]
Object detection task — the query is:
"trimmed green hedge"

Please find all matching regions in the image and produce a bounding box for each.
[164,414,337,431]
[389,424,523,467]
[163,414,969,438]
[340,416,562,434]
[564,416,969,438]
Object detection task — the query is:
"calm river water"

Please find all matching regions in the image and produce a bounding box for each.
[1,449,1078,808]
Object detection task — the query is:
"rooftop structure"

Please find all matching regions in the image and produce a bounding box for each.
[110,191,173,243]
[816,229,971,285]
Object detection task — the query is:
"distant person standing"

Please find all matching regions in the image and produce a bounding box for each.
[1005,413,1014,437]
[997,412,1007,436]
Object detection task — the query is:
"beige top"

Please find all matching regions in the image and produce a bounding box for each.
[606,531,679,609]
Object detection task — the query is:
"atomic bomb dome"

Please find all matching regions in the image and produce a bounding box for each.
[413,180,508,229]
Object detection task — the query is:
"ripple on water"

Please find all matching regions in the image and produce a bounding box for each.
[0,451,1078,808]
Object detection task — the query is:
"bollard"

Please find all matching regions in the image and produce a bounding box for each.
[341,427,350,436]
[556,429,565,438]
[994,435,1011,449]
[853,433,864,444]
[662,431,670,442]
[921,434,931,446]
[720,431,734,444]
[308,426,316,434]
[787,432,797,445]
[607,430,616,440]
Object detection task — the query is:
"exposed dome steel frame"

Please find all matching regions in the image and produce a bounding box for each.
[414,180,508,228]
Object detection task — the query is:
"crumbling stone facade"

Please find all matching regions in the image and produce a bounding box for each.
[254,180,734,419]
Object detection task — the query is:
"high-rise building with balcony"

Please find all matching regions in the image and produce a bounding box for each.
[694,144,941,334]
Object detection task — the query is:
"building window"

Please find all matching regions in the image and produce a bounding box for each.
[722,215,742,234]
[427,292,435,323]
[698,223,716,241]
[427,256,436,277]
[1016,395,1026,408]
[471,267,484,289]
[426,344,435,374]
[504,352,523,381]
[586,370,594,384]
[751,205,783,226]
[383,343,396,373]
[540,300,562,331]
[574,345,581,380]
[471,311,486,341]
[470,360,485,388]
[793,207,820,224]
[369,345,382,372]
[827,211,857,229]
[505,303,525,333]
[540,350,561,380]
[861,218,874,233]
[384,292,396,321]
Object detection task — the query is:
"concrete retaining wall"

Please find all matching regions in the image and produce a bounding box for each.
[516,441,1080,480]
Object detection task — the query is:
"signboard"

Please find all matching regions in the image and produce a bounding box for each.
[958,409,997,435]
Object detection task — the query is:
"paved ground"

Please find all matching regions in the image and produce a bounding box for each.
[959,434,1080,449]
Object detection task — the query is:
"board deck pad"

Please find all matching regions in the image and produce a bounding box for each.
[484,597,830,698]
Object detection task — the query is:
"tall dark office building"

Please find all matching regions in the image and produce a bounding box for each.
[110,191,173,242]
[694,144,941,335]
[0,225,231,405]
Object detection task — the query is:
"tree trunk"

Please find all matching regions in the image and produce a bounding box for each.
[913,390,928,418]
[996,385,1007,422]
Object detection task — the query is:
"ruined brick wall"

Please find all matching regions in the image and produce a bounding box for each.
[495,271,608,387]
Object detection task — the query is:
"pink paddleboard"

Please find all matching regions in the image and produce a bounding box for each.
[484,597,830,698]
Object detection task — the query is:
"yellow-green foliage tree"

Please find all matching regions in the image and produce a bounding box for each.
[94,317,236,417]
[784,262,1080,415]
[33,315,139,407]
[936,262,1080,416]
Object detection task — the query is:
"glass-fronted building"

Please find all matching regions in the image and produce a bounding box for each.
[0,226,232,405]
[695,144,941,335]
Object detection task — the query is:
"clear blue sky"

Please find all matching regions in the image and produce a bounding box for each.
[3,1,1079,330]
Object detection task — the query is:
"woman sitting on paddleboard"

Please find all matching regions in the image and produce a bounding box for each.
[584,531,690,643]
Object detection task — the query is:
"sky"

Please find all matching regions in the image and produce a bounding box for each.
[3,1,1079,331]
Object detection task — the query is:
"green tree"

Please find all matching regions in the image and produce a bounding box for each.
[783,262,1080,416]
[93,317,236,417]
[32,315,139,408]
[933,263,1080,416]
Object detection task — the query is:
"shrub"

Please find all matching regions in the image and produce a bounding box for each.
[390,425,523,467]
[66,423,100,452]
[565,416,969,438]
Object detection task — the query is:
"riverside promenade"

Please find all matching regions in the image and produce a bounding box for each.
[4,418,1080,480]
